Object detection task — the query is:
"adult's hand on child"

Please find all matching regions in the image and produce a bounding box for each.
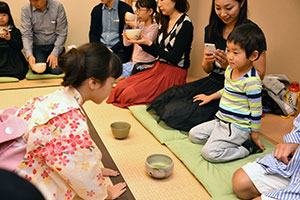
[214,49,228,69]
[274,143,299,164]
[251,132,265,151]
[47,54,58,69]
[106,183,127,200]
[101,168,120,177]
[28,56,36,68]
[193,94,211,106]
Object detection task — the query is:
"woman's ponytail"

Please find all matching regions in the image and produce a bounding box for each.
[58,48,86,87]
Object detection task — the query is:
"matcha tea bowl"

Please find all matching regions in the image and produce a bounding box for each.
[146,154,174,179]
[110,121,131,139]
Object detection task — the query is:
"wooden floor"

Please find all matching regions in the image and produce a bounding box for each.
[0,77,298,199]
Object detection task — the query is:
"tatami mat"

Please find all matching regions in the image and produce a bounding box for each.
[83,101,211,200]
[0,78,62,91]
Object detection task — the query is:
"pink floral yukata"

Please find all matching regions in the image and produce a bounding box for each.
[16,87,107,200]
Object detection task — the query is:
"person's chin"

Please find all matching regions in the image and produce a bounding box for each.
[221,18,231,24]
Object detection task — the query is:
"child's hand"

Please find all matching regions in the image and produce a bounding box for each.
[274,143,299,164]
[214,49,228,69]
[250,132,265,151]
[122,31,130,41]
[193,94,211,106]
[101,168,120,177]
[106,183,127,200]
[125,20,138,27]
[0,30,11,40]
[128,33,152,46]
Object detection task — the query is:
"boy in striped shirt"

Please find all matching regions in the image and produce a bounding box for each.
[189,23,266,162]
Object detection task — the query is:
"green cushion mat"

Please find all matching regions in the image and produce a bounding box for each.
[0,77,20,83]
[26,68,65,80]
[129,105,275,199]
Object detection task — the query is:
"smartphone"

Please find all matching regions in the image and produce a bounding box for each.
[205,43,216,52]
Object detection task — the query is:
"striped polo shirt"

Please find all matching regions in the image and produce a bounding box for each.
[216,66,262,132]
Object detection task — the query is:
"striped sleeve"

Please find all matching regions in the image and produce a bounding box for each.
[245,77,262,132]
[284,114,300,144]
[218,88,224,97]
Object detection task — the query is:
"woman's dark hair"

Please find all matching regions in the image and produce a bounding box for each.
[0,1,15,27]
[58,43,122,88]
[156,0,190,35]
[136,0,157,17]
[227,23,266,60]
[207,0,248,42]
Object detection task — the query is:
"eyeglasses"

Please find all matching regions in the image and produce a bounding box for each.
[135,8,148,13]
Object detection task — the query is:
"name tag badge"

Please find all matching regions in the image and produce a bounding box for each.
[51,20,56,24]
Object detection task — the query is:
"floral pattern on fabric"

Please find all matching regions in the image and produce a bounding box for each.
[16,87,107,200]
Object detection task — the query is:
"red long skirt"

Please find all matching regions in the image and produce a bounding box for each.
[107,61,187,108]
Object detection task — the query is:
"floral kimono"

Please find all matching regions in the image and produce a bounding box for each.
[16,87,107,200]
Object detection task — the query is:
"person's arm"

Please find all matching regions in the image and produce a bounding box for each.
[140,21,193,66]
[21,5,34,58]
[283,114,300,144]
[38,110,125,199]
[4,28,23,51]
[245,76,265,150]
[276,114,300,164]
[144,23,159,43]
[44,111,108,199]
[264,152,300,199]
[253,51,266,80]
[123,31,132,47]
[193,89,222,106]
[51,3,68,57]
[201,47,216,73]
[246,79,262,133]
[89,6,101,43]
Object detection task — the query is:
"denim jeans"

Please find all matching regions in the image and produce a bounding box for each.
[33,44,64,75]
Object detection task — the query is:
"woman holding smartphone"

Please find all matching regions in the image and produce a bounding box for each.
[148,0,267,132]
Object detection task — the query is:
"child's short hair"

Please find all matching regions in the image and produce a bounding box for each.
[227,23,266,60]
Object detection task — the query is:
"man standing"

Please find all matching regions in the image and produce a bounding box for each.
[21,0,68,74]
[89,0,133,63]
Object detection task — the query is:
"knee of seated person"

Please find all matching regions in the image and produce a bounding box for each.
[189,128,200,143]
[200,146,219,162]
[49,67,63,75]
[232,168,258,199]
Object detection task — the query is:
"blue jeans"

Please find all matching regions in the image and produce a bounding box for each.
[33,44,64,75]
